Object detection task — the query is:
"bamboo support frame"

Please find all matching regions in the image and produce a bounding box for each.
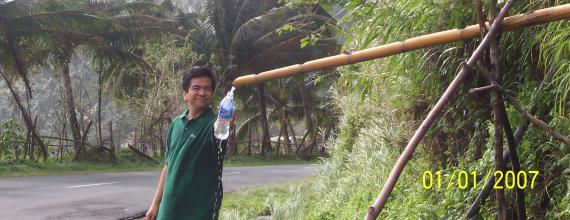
[232,3,570,87]
[465,69,553,218]
[365,0,519,218]
[475,64,570,146]
[227,3,570,220]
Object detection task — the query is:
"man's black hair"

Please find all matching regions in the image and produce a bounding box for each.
[182,66,216,92]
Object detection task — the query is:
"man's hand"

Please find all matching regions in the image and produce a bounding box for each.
[216,107,238,125]
[229,110,237,125]
[146,205,158,220]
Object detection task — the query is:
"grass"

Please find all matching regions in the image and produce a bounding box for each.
[220,177,312,220]
[224,154,322,167]
[0,159,163,177]
[0,151,323,177]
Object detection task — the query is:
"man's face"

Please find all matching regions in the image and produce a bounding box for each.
[183,76,214,111]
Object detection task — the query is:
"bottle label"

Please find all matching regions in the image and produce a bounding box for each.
[219,107,233,120]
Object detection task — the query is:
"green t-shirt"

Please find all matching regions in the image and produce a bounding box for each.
[158,108,225,220]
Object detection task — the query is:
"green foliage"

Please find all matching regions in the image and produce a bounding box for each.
[0,148,162,177]
[1,0,568,218]
[0,119,25,161]
[220,178,311,220]
[533,20,570,115]
[224,155,321,167]
[276,23,296,35]
[119,38,198,156]
[300,33,321,48]
[228,0,570,219]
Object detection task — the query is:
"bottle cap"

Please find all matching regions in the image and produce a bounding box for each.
[228,87,236,96]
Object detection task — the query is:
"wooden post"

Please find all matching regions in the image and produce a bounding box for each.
[488,1,507,218]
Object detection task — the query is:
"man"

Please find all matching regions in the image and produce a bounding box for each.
[146,66,236,220]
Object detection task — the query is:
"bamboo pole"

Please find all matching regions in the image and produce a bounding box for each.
[464,69,553,218]
[364,0,519,218]
[475,64,570,146]
[232,3,570,87]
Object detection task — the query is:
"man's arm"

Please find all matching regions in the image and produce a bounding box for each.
[146,165,167,220]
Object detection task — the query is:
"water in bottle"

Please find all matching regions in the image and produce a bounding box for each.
[214,87,236,140]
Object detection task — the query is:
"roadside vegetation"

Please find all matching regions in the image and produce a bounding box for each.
[220,178,313,220]
[0,149,162,177]
[1,0,336,175]
[1,0,569,219]
[0,151,318,177]
[222,0,570,219]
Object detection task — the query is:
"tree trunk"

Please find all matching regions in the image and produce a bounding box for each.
[276,125,283,155]
[3,24,33,98]
[288,117,298,145]
[299,81,315,153]
[109,121,116,162]
[60,58,83,160]
[24,127,29,161]
[28,127,34,162]
[0,71,47,162]
[256,83,271,156]
[128,144,160,164]
[229,124,237,155]
[309,120,319,153]
[97,64,103,147]
[246,126,252,155]
[32,116,43,162]
[282,112,291,155]
[14,138,20,161]
[159,122,165,156]
[322,125,333,154]
[60,125,65,163]
[296,130,310,153]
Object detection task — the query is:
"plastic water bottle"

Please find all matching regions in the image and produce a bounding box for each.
[214,87,235,140]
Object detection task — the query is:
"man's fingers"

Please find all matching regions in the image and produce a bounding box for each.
[229,111,238,125]
[147,213,156,220]
[146,209,156,220]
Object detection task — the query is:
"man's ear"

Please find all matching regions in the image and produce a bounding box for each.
[182,90,188,101]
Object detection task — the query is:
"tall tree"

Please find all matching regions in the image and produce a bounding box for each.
[0,0,113,161]
[19,0,177,159]
[192,0,338,155]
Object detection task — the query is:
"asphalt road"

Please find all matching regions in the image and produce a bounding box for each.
[0,164,317,220]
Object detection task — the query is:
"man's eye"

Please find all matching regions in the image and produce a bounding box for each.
[191,87,200,91]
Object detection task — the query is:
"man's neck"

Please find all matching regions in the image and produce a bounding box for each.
[187,106,207,119]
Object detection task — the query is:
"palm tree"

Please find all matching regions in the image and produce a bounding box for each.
[0,0,117,161]
[2,0,178,160]
[234,72,338,156]
[192,0,339,155]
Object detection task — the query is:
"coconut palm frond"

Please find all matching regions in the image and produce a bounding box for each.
[230,6,298,54]
[236,113,261,139]
[10,10,119,34]
[102,1,166,16]
[108,14,175,28]
[230,0,278,34]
